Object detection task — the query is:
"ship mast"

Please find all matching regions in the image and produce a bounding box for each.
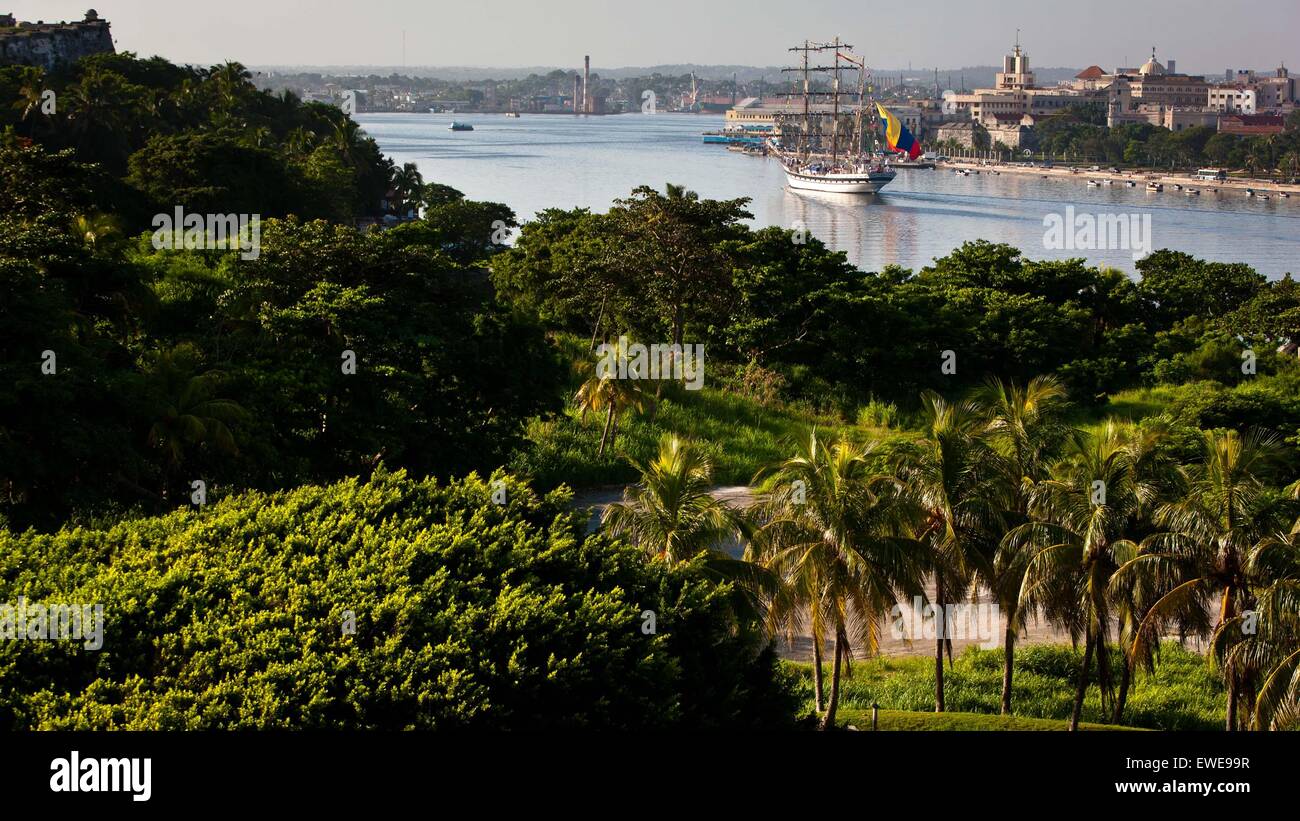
[783,41,815,159]
[781,39,856,164]
[837,48,867,159]
[830,37,841,164]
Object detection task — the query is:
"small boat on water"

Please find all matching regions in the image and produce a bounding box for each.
[1102,179,1113,185]
[448,121,474,131]
[504,112,521,118]
[1245,189,1255,197]
[1186,188,1200,196]
[1280,192,1291,199]
[1087,180,1101,187]
[1173,184,1183,191]
[1125,180,1137,187]
[1258,194,1271,201]
[1146,182,1163,192]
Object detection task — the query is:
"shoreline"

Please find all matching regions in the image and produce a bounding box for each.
[942,160,1300,196]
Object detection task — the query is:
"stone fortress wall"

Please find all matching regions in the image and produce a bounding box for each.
[0,9,114,71]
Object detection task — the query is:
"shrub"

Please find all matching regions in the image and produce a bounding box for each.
[0,469,798,729]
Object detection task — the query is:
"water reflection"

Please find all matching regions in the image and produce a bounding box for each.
[361,112,1300,279]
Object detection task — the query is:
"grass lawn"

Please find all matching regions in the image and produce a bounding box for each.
[784,642,1224,731]
[510,334,890,489]
[511,382,857,489]
[833,707,1142,731]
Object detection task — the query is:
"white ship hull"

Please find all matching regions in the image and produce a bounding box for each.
[784,166,896,193]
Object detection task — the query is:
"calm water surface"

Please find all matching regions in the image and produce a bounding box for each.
[359,112,1300,278]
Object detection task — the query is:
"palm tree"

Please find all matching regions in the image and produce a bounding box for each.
[573,340,651,458]
[1279,150,1300,183]
[71,213,122,250]
[285,126,318,157]
[1239,515,1300,729]
[391,162,425,217]
[1121,429,1283,730]
[603,435,743,564]
[751,429,923,729]
[12,67,49,135]
[893,393,1000,712]
[143,343,248,497]
[664,182,699,201]
[62,66,147,162]
[206,61,255,116]
[603,435,768,621]
[330,116,369,171]
[972,375,1070,715]
[1014,423,1162,730]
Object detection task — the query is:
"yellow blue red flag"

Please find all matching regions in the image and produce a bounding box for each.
[876,103,922,159]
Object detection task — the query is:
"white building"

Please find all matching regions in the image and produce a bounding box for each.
[1207,86,1257,114]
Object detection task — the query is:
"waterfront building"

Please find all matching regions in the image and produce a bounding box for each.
[936,121,984,149]
[986,113,1033,148]
[950,41,1106,127]
[1162,107,1221,131]
[1219,113,1286,136]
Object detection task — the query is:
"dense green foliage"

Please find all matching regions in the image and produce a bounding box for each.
[495,188,1299,445]
[1,54,393,224]
[0,141,559,527]
[0,469,798,729]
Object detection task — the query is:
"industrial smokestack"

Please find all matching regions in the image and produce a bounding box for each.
[584,56,591,114]
[573,74,581,114]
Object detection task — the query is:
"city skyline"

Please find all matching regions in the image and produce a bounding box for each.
[9,0,1298,75]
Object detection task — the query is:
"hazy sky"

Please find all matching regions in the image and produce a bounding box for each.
[14,0,1299,72]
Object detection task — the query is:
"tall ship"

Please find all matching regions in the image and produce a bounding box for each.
[777,39,920,194]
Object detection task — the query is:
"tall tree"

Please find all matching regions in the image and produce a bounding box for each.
[893,393,1000,712]
[1121,429,1284,730]
[752,430,922,728]
[1014,423,1165,730]
[973,375,1071,714]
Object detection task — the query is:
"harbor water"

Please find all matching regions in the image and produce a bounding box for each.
[359,112,1300,278]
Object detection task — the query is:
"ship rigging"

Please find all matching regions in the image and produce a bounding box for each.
[777,38,897,194]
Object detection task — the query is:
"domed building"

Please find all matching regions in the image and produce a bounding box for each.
[1126,48,1209,108]
[1139,58,1164,76]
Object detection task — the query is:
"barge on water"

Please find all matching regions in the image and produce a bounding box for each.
[702,131,768,146]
